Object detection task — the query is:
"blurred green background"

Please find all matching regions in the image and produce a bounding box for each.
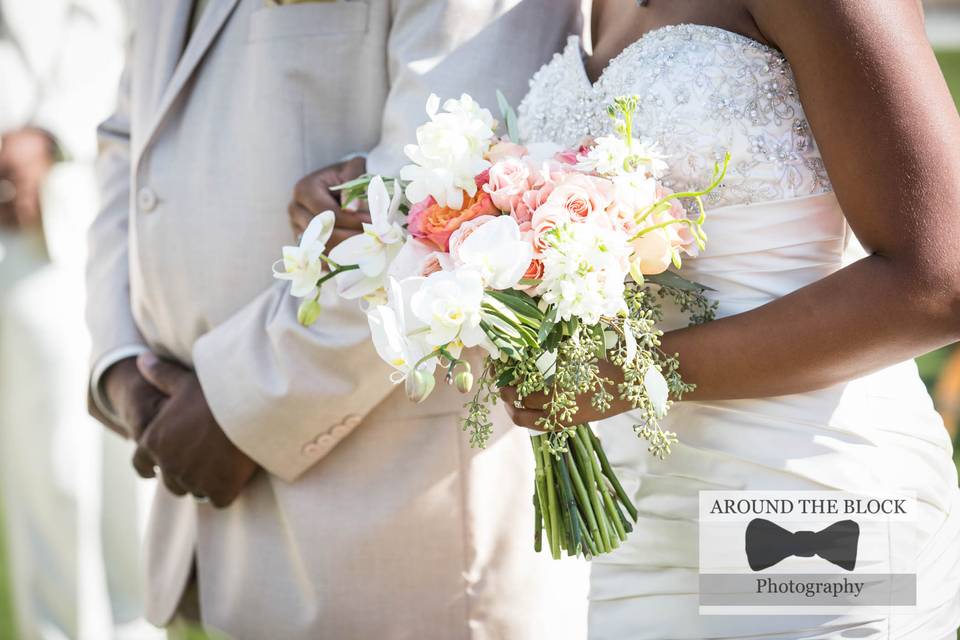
[0,46,959,640]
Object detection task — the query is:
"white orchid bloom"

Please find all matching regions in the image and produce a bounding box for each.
[643,366,670,417]
[410,268,486,348]
[328,176,405,300]
[367,277,435,382]
[273,210,335,297]
[456,216,533,290]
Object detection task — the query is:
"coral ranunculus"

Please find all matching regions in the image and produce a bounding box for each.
[407,190,499,252]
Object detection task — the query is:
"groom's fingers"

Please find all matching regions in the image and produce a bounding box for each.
[137,352,188,396]
[288,201,316,237]
[160,473,189,497]
[132,445,156,479]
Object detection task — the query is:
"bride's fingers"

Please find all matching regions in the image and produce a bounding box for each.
[500,387,549,429]
[509,408,549,430]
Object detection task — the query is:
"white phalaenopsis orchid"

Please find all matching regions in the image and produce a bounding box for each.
[328,176,405,300]
[410,268,487,349]
[367,277,436,382]
[456,216,533,290]
[273,210,335,297]
[400,94,496,209]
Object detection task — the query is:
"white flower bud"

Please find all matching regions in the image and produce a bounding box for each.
[405,369,436,403]
[454,370,474,394]
[297,299,322,326]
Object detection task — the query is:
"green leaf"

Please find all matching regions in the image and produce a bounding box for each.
[537,305,558,344]
[645,270,715,292]
[331,174,373,192]
[486,289,543,321]
[496,89,521,143]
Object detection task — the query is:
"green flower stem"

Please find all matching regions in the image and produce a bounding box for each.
[578,426,626,542]
[586,425,639,522]
[555,452,582,556]
[314,263,359,288]
[533,492,543,553]
[540,436,562,560]
[610,493,634,534]
[570,428,612,553]
[564,450,602,551]
[530,436,552,554]
[576,509,600,557]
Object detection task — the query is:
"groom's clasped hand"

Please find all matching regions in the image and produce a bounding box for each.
[104,352,259,506]
[289,155,369,247]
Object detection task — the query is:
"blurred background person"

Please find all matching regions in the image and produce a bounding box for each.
[0,1,160,638]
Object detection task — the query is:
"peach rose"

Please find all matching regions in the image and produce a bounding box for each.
[484,158,532,212]
[407,189,499,252]
[545,174,611,223]
[485,138,529,163]
[448,214,498,265]
[630,228,674,276]
[518,258,545,291]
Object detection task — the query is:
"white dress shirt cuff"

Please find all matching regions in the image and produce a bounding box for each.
[90,345,151,424]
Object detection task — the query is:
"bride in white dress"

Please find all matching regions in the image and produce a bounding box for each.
[509,1,960,638]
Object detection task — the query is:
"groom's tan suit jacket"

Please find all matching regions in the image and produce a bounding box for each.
[86,1,588,638]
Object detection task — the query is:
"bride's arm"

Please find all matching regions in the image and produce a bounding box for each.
[504,0,960,426]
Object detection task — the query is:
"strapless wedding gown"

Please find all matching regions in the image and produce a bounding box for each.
[518,25,960,640]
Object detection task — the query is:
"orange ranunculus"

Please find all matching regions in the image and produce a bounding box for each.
[407,190,499,252]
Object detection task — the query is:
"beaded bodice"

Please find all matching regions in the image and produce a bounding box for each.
[517,25,833,208]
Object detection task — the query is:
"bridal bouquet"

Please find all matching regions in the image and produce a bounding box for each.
[275,92,726,559]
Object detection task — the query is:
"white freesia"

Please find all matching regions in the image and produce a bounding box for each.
[643,366,670,417]
[328,176,405,300]
[273,210,335,297]
[368,277,436,382]
[410,268,487,349]
[578,135,669,178]
[456,216,533,290]
[400,94,496,209]
[536,220,631,324]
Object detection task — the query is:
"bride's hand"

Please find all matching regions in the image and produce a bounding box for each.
[500,360,632,430]
[288,156,368,250]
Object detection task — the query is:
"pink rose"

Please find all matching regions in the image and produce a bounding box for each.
[519,258,544,291]
[448,214,498,265]
[512,182,555,226]
[486,138,529,163]
[545,173,612,223]
[484,158,532,212]
[530,202,568,256]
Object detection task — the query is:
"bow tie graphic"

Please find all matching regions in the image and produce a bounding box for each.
[745,518,859,572]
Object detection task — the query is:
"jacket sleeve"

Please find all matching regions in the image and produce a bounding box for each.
[85,46,149,429]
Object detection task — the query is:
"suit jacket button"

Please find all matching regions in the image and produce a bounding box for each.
[137,187,158,212]
[342,414,362,429]
[301,443,321,456]
[315,434,333,450]
[330,424,349,439]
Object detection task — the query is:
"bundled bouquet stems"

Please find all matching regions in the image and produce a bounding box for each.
[532,425,637,558]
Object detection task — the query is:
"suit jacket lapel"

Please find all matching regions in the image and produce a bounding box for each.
[138,0,241,161]
[140,0,193,122]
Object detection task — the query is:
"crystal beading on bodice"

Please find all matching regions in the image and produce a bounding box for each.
[517,25,833,209]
